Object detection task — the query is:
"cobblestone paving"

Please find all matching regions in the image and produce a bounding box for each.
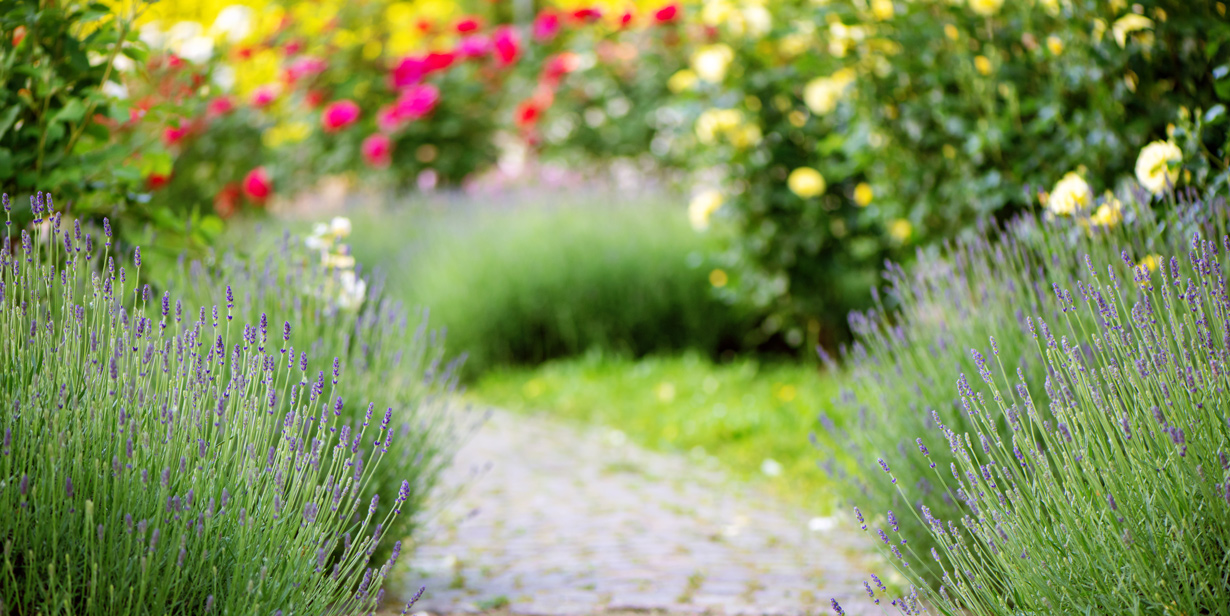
[397,409,882,616]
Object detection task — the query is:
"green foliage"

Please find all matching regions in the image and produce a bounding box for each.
[473,352,842,511]
[676,0,1230,343]
[0,199,444,614]
[817,186,1230,610]
[353,192,753,375]
[0,1,148,228]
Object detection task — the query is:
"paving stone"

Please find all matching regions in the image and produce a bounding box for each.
[395,409,884,615]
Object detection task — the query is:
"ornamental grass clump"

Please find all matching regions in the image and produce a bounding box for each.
[0,193,428,614]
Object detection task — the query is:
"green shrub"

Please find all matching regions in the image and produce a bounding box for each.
[355,191,752,375]
[672,0,1230,343]
[0,196,439,613]
[817,185,1230,608]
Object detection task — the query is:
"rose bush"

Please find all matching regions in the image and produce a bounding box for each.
[670,0,1230,348]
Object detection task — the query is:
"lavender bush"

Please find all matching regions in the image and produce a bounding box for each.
[160,218,474,558]
[820,188,1230,612]
[0,194,439,613]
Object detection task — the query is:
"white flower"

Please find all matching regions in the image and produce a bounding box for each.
[211,5,254,44]
[337,271,367,310]
[689,189,724,230]
[305,223,332,252]
[101,81,128,99]
[742,6,772,37]
[329,217,352,238]
[691,44,734,83]
[176,36,215,64]
[1134,140,1182,194]
[1046,172,1092,216]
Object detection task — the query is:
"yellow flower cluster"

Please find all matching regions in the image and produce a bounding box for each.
[1045,172,1092,216]
[802,68,856,116]
[695,108,762,149]
[1135,140,1182,194]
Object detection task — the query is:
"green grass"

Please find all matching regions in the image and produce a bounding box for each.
[471,352,845,512]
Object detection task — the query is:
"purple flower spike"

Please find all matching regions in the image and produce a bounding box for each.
[854,506,866,530]
[369,493,380,515]
[831,598,845,615]
[66,476,74,499]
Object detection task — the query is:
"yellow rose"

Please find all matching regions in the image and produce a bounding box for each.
[689,189,724,230]
[888,218,912,242]
[1134,140,1182,194]
[1112,14,1154,48]
[1046,172,1092,216]
[1139,254,1162,272]
[871,0,894,21]
[854,182,874,206]
[1046,35,1063,55]
[691,44,735,83]
[974,55,992,76]
[1089,195,1123,227]
[787,168,826,198]
[802,69,855,115]
[968,0,1004,16]
[668,69,699,93]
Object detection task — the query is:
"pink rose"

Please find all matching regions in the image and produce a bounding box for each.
[242,167,272,202]
[390,56,427,89]
[394,84,440,120]
[321,100,361,132]
[251,85,278,108]
[532,11,561,42]
[360,134,393,168]
[456,34,490,59]
[493,26,520,66]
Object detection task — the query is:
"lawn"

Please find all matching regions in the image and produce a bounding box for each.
[471,352,845,513]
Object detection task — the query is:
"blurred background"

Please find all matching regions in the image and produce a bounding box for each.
[3,0,1230,609]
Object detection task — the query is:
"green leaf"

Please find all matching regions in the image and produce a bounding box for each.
[51,98,86,124]
[0,106,20,142]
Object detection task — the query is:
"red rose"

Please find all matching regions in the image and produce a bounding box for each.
[304,90,327,109]
[215,184,241,218]
[321,100,360,132]
[619,9,635,27]
[283,39,303,55]
[13,26,26,47]
[516,99,543,127]
[493,26,520,66]
[242,167,272,203]
[424,51,455,73]
[455,16,481,33]
[653,3,679,23]
[147,173,171,190]
[360,134,393,168]
[572,7,602,22]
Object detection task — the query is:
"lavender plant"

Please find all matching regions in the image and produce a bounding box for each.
[836,230,1230,614]
[815,187,1230,579]
[158,219,474,558]
[0,193,429,613]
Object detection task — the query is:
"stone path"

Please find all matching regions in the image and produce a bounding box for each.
[397,409,883,616]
